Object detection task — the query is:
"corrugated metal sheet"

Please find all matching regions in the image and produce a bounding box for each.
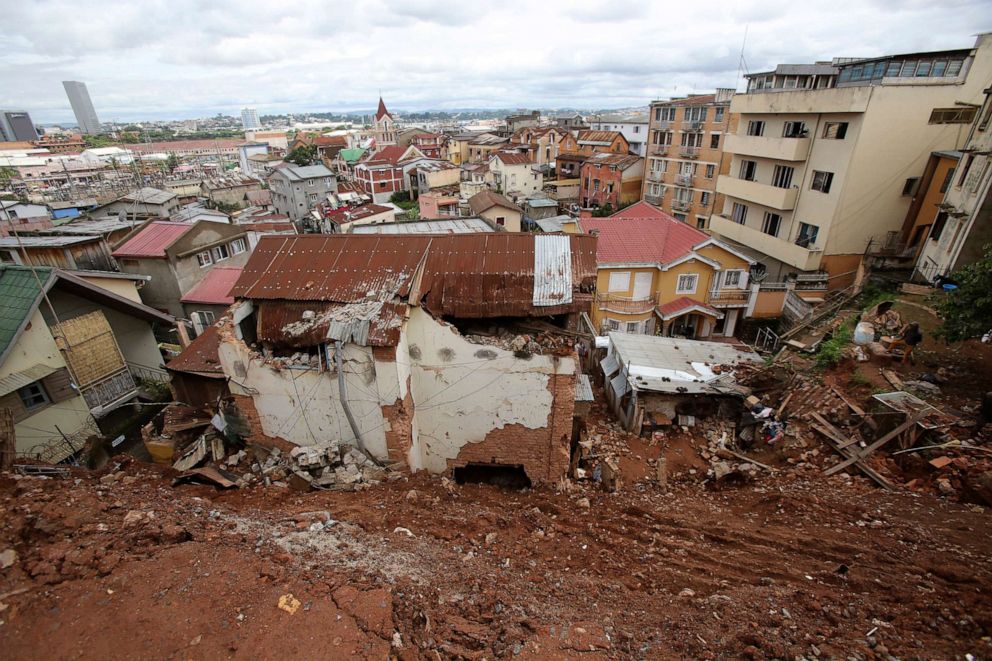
[180,266,243,306]
[257,300,405,348]
[533,234,572,307]
[231,234,598,322]
[600,353,619,377]
[112,221,192,258]
[165,324,224,376]
[575,374,594,402]
[610,368,630,398]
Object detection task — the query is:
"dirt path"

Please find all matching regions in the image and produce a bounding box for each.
[1,460,990,660]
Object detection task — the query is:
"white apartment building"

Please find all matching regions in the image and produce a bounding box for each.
[241,107,261,130]
[589,113,650,156]
[710,33,992,288]
[915,86,992,282]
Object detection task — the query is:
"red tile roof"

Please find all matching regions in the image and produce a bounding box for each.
[180,266,243,305]
[129,139,244,153]
[313,135,348,147]
[112,221,192,258]
[581,204,708,265]
[468,190,522,215]
[165,324,223,376]
[369,145,412,165]
[658,297,721,319]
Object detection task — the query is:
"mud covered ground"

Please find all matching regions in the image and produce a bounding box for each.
[1,457,989,660]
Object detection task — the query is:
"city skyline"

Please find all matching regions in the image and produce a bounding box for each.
[1,0,989,124]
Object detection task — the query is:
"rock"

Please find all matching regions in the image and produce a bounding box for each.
[288,471,314,492]
[406,489,419,502]
[905,380,941,395]
[485,532,498,545]
[0,548,17,569]
[678,588,695,598]
[937,478,955,496]
[576,497,591,509]
[278,593,301,614]
[99,473,118,485]
[123,510,149,528]
[712,461,733,480]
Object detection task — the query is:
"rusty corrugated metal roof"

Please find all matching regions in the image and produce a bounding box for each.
[256,300,405,348]
[231,234,597,321]
[165,324,224,376]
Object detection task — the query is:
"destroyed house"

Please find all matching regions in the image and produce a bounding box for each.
[218,233,597,484]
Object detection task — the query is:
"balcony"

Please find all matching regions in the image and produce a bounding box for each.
[679,146,700,159]
[80,368,139,416]
[644,194,663,205]
[716,176,798,210]
[656,121,671,131]
[709,213,823,271]
[707,289,751,307]
[724,133,810,161]
[646,170,665,183]
[685,121,704,132]
[595,293,657,315]
[672,199,692,212]
[649,144,670,156]
[675,174,694,187]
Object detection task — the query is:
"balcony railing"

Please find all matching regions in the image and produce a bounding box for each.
[675,174,694,187]
[685,121,704,132]
[656,121,671,131]
[647,170,665,183]
[679,146,700,159]
[80,368,138,414]
[644,194,663,205]
[595,293,657,314]
[649,144,670,156]
[707,289,751,306]
[672,199,691,212]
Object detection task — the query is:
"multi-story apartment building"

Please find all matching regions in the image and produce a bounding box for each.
[710,34,992,288]
[267,164,337,220]
[914,84,992,283]
[241,107,261,130]
[643,90,734,229]
[589,113,650,156]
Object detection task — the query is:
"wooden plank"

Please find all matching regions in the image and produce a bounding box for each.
[824,409,929,476]
[810,412,847,444]
[716,447,775,472]
[881,369,903,390]
[776,392,794,417]
[812,424,893,490]
[830,386,865,416]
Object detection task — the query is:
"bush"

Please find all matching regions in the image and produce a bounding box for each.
[816,316,856,369]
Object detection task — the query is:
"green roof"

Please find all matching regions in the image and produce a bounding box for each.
[339,148,366,163]
[0,265,52,360]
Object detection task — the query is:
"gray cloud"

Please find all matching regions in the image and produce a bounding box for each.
[1,0,988,122]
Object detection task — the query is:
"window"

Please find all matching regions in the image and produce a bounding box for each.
[676,273,699,294]
[593,179,600,191]
[654,107,675,122]
[782,121,807,138]
[695,216,707,229]
[885,61,902,77]
[900,60,918,77]
[902,177,920,196]
[495,216,506,227]
[230,238,247,255]
[653,131,673,145]
[633,125,639,133]
[700,191,711,206]
[704,164,715,179]
[957,155,974,187]
[811,170,834,193]
[608,271,631,292]
[715,107,725,123]
[768,164,793,189]
[674,212,687,222]
[739,160,757,181]
[822,122,848,139]
[626,321,642,334]
[680,132,702,147]
[746,120,765,136]
[196,251,213,268]
[931,211,948,241]
[946,59,964,76]
[607,319,620,331]
[731,202,748,225]
[710,134,720,149]
[929,108,977,125]
[796,222,819,247]
[724,270,744,288]
[916,61,932,77]
[761,212,782,237]
[212,244,230,262]
[684,107,707,122]
[940,167,956,194]
[18,382,49,411]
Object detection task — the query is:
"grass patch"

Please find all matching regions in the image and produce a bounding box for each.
[816,316,857,369]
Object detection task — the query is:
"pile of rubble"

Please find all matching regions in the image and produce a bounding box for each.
[464,326,574,356]
[248,444,399,491]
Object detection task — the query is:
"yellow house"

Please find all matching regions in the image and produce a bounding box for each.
[582,201,755,339]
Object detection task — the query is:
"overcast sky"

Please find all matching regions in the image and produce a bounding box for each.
[1,0,989,124]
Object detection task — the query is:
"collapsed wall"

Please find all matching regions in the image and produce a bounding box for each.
[216,305,578,484]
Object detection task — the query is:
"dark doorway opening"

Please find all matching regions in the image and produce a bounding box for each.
[453,462,532,489]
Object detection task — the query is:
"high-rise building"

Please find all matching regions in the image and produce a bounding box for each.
[643,90,735,228]
[241,108,261,130]
[709,33,992,289]
[62,81,101,135]
[0,110,38,142]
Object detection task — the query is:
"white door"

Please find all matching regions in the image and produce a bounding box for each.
[632,272,652,299]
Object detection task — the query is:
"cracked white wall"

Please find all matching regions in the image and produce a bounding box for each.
[219,337,394,460]
[403,307,574,473]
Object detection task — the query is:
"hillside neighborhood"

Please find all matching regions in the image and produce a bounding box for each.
[1,20,992,660]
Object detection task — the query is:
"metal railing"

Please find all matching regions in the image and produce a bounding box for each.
[672,199,692,212]
[675,174,694,187]
[80,369,138,411]
[685,121,704,132]
[645,194,663,205]
[707,289,750,305]
[649,144,670,156]
[647,171,666,182]
[679,146,700,158]
[129,362,171,384]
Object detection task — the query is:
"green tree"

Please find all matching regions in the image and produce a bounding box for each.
[286,144,317,167]
[935,244,992,341]
[0,166,16,190]
[165,152,181,173]
[591,202,615,217]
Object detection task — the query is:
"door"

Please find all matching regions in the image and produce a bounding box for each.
[632,272,652,300]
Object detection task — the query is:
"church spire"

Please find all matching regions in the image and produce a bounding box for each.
[375,96,391,121]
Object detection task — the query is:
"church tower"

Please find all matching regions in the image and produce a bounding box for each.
[372,96,397,147]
